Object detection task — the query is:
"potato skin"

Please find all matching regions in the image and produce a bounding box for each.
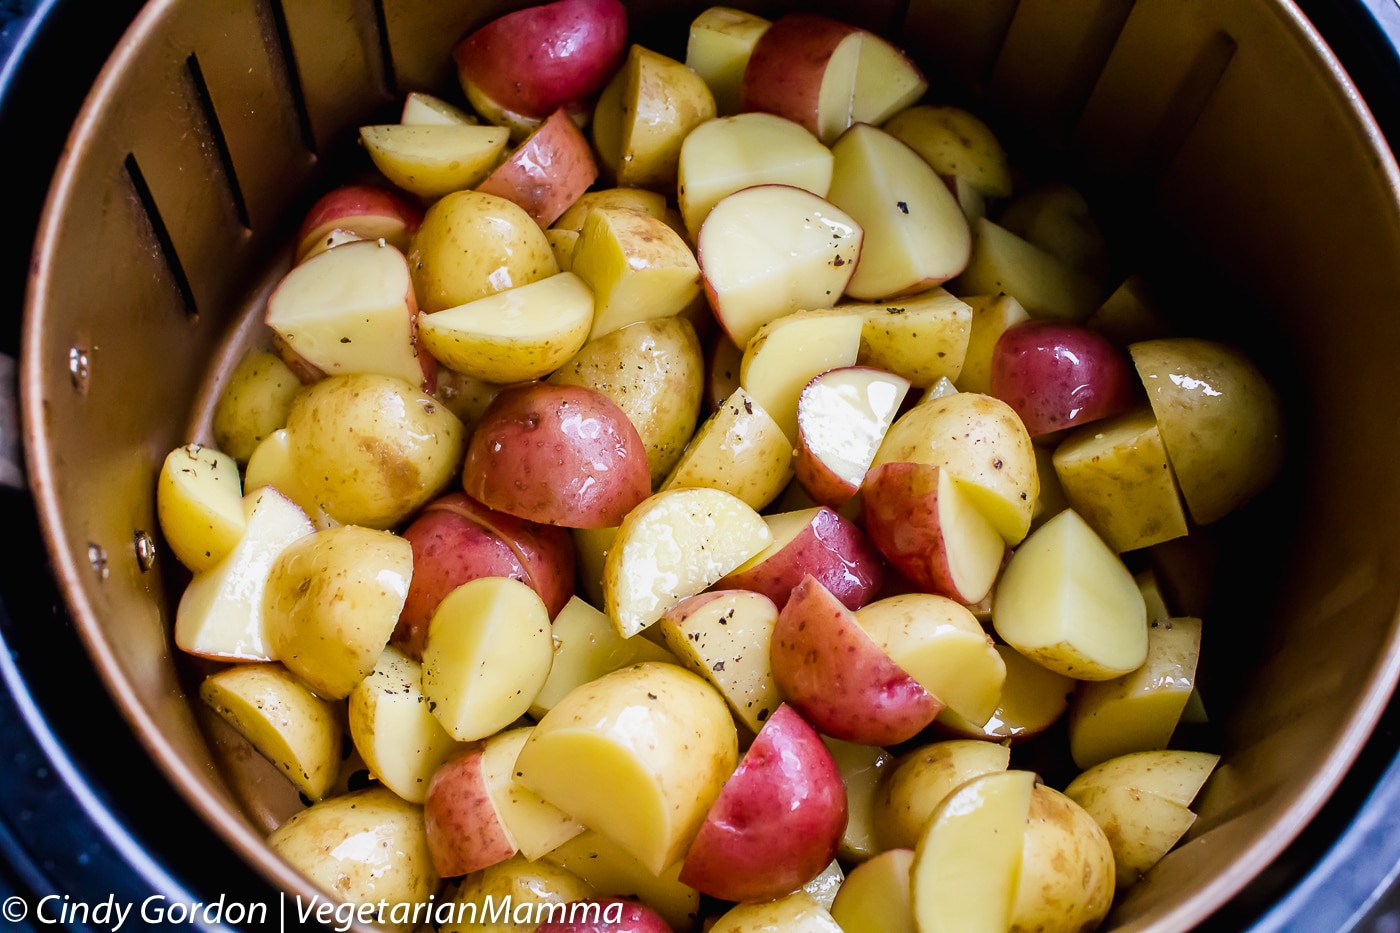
[464,382,651,528]
[212,349,301,464]
[1010,785,1115,933]
[548,317,704,485]
[268,787,437,926]
[284,373,465,529]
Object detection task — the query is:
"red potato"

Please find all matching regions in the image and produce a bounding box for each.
[393,493,575,660]
[464,382,651,529]
[679,704,848,903]
[453,0,628,121]
[294,183,423,261]
[861,461,1005,604]
[477,108,599,228]
[771,575,940,746]
[536,898,674,932]
[795,365,910,508]
[423,746,517,878]
[715,506,884,610]
[990,320,1137,438]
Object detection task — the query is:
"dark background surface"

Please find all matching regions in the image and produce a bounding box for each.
[3,1,1400,931]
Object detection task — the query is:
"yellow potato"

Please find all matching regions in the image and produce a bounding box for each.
[596,44,717,189]
[709,891,843,933]
[422,576,554,741]
[264,524,412,699]
[242,429,337,530]
[830,848,915,933]
[955,293,1029,394]
[211,349,301,464]
[157,443,245,573]
[1011,785,1115,933]
[848,288,973,388]
[548,316,704,485]
[478,727,585,859]
[409,189,559,313]
[571,207,701,341]
[543,830,701,931]
[199,663,341,800]
[740,309,864,444]
[952,218,1103,322]
[514,662,738,875]
[417,271,594,383]
[685,7,772,116]
[268,787,437,931]
[883,104,1012,198]
[872,391,1039,545]
[530,596,676,719]
[553,187,673,234]
[658,589,782,733]
[661,387,794,512]
[1130,336,1285,524]
[347,646,461,803]
[821,737,893,862]
[358,123,508,200]
[283,373,464,529]
[439,854,595,933]
[874,739,1011,851]
[936,643,1076,742]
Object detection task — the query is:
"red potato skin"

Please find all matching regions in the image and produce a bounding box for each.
[740,13,860,139]
[714,507,884,610]
[794,365,912,508]
[423,746,516,878]
[464,382,651,528]
[770,575,941,745]
[861,461,1003,602]
[477,108,600,228]
[393,493,575,660]
[989,320,1137,438]
[679,704,848,903]
[453,0,628,119]
[536,898,674,932]
[294,184,423,260]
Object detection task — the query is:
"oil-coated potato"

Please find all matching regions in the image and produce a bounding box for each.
[283,373,465,529]
[661,387,793,511]
[199,663,342,801]
[709,890,843,933]
[530,596,676,718]
[514,662,738,875]
[873,739,1011,851]
[264,524,413,699]
[348,646,460,803]
[658,589,782,733]
[543,830,701,931]
[157,443,245,573]
[268,787,437,931]
[548,316,705,485]
[211,349,301,464]
[1011,785,1115,933]
[408,189,559,313]
[440,854,596,933]
[1130,336,1285,524]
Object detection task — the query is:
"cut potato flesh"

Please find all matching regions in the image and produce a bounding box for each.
[573,207,701,342]
[993,509,1148,680]
[953,218,1102,322]
[850,288,972,388]
[348,646,459,804]
[604,487,772,637]
[515,663,738,875]
[417,271,594,383]
[685,7,771,116]
[741,309,864,443]
[530,595,674,719]
[822,736,893,862]
[658,589,782,733]
[955,293,1030,395]
[543,830,701,932]
[480,727,584,860]
[830,848,915,933]
[937,643,1076,742]
[157,443,245,573]
[699,185,863,350]
[422,576,554,741]
[359,123,508,199]
[661,387,793,512]
[911,769,1035,933]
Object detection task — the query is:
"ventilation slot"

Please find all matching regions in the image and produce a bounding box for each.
[268,0,318,155]
[124,154,198,320]
[185,54,251,231]
[1134,30,1237,183]
[371,0,399,98]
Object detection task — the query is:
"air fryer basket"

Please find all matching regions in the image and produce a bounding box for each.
[20,0,1400,929]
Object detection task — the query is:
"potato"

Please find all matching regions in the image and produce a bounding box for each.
[872,391,1039,545]
[268,787,437,932]
[1130,336,1285,524]
[740,308,864,443]
[661,387,793,511]
[594,44,717,189]
[830,848,916,933]
[211,349,301,464]
[999,182,1112,284]
[531,596,676,718]
[416,271,594,384]
[199,663,341,801]
[952,218,1104,322]
[465,382,651,529]
[440,854,596,933]
[422,577,555,741]
[514,662,738,875]
[359,123,509,199]
[685,6,772,116]
[477,108,599,227]
[821,737,893,862]
[715,506,884,611]
[553,187,673,234]
[347,646,460,803]
[1053,407,1190,552]
[408,189,559,313]
[543,830,701,931]
[955,293,1030,395]
[936,643,1076,743]
[657,589,782,733]
[1011,785,1115,933]
[990,319,1137,438]
[264,524,412,699]
[603,487,772,637]
[157,443,245,573]
[873,739,1011,851]
[242,429,337,530]
[883,104,1012,198]
[709,891,843,933]
[1065,750,1219,889]
[992,509,1148,680]
[848,288,972,388]
[548,316,704,485]
[283,373,465,529]
[571,207,701,341]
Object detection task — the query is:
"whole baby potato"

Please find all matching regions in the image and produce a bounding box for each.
[284,373,464,529]
[464,382,651,528]
[548,317,704,485]
[211,349,301,464]
[408,189,559,312]
[268,787,438,931]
